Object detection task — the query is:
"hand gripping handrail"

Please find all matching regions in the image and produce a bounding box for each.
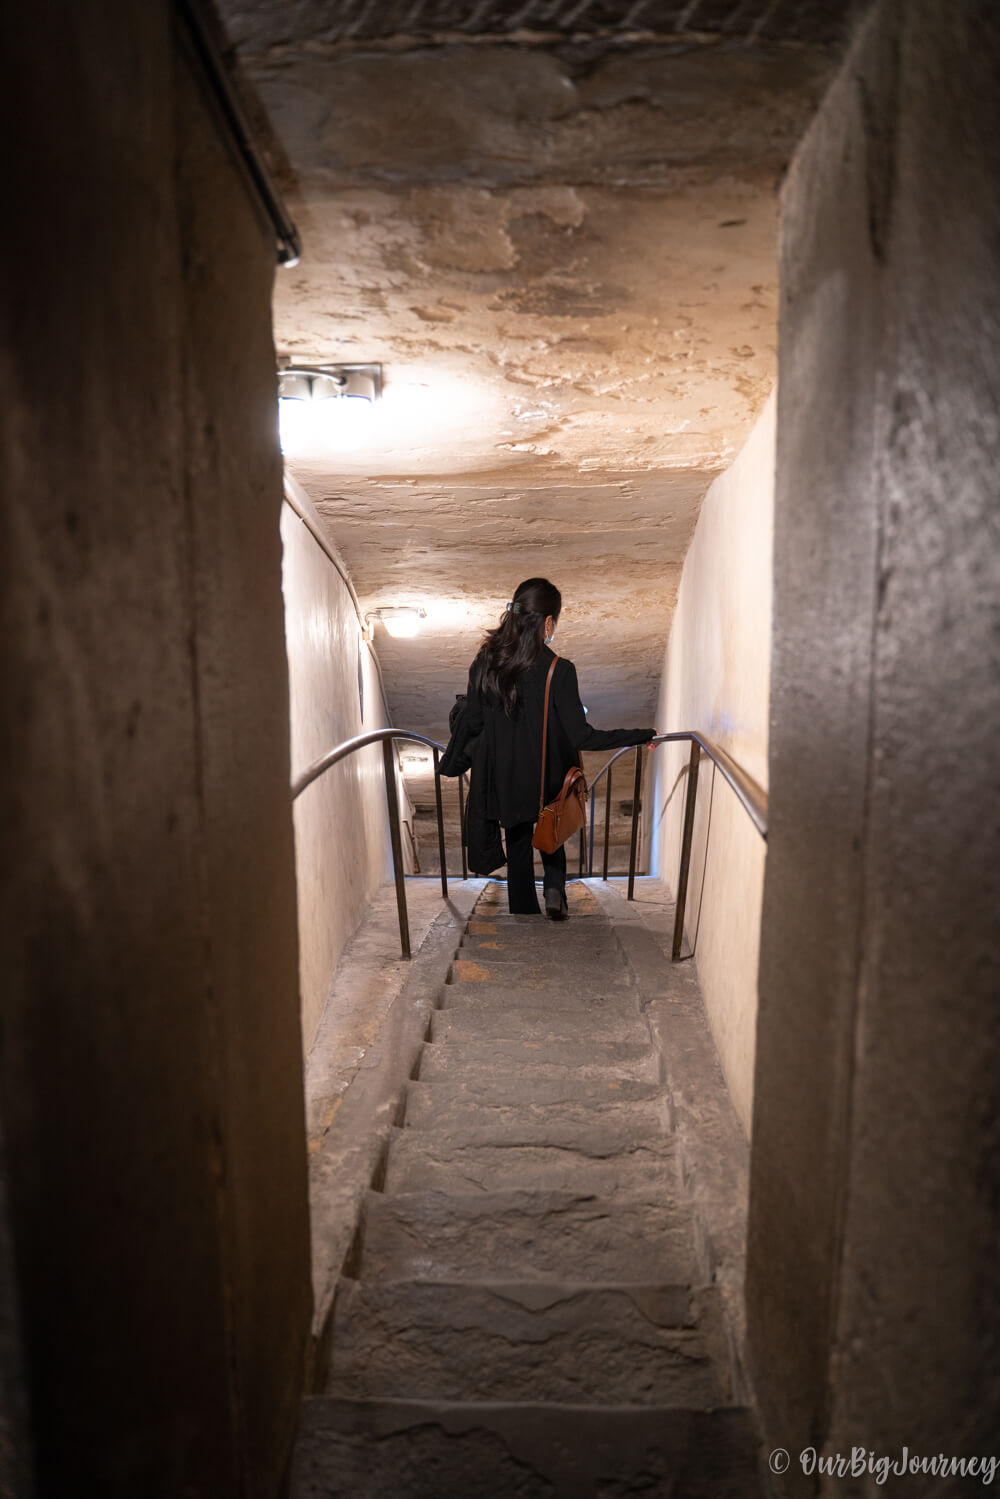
[587,732,768,961]
[292,729,452,959]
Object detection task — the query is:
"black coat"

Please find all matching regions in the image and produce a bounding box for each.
[441,647,654,832]
[438,696,505,875]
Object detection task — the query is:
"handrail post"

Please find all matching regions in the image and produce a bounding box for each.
[672,740,701,960]
[293,725,765,968]
[433,748,448,899]
[627,747,643,900]
[382,738,411,959]
[578,825,585,878]
[458,773,468,880]
[603,762,613,881]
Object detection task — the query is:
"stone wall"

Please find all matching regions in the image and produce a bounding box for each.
[282,481,415,1051]
[747,0,1000,1485]
[0,5,311,1493]
[220,0,855,49]
[649,393,774,1136]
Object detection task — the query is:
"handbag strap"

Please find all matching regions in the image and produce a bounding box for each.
[538,655,558,816]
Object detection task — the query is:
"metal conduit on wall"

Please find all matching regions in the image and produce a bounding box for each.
[175,0,301,265]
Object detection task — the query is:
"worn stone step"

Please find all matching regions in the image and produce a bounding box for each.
[359,1188,700,1284]
[403,1081,669,1146]
[406,1070,661,1112]
[457,938,619,959]
[459,931,622,958]
[417,1036,660,1084]
[460,929,614,950]
[448,962,629,989]
[429,1005,650,1047]
[449,955,631,987]
[463,912,616,931]
[293,1391,761,1499]
[466,915,610,932]
[292,1397,765,1498]
[438,980,639,1016]
[327,1281,728,1407]
[382,1130,680,1196]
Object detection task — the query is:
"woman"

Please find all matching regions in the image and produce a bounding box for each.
[456,577,658,919]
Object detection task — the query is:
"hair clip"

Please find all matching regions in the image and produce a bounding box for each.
[506,601,522,614]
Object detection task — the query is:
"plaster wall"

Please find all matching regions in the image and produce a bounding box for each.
[747,0,1000,1483]
[0,7,310,1494]
[282,486,414,1052]
[650,393,774,1136]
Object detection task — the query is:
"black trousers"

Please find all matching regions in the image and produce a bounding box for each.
[503,821,566,915]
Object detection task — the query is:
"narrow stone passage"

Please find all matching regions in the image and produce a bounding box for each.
[293,882,763,1497]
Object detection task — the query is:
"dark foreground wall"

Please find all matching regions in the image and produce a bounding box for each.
[0,5,311,1494]
[748,0,1000,1488]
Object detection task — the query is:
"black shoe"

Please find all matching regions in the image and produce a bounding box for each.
[544,887,569,921]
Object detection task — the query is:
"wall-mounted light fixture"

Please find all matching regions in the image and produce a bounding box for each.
[400,751,433,775]
[365,606,426,640]
[277,362,382,455]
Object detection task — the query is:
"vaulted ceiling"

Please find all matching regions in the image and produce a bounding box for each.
[220,0,855,744]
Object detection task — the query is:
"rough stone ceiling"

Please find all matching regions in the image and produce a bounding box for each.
[221,1,855,745]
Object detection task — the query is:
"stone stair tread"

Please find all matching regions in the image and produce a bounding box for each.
[438,981,639,1015]
[403,1082,669,1146]
[382,1131,680,1196]
[407,1070,662,1109]
[449,957,631,987]
[460,930,615,949]
[458,934,624,958]
[327,1280,727,1407]
[292,1397,764,1498]
[417,1037,660,1084]
[429,1006,650,1046]
[360,1188,700,1283]
[293,891,757,1493]
[466,915,611,932]
[457,947,624,966]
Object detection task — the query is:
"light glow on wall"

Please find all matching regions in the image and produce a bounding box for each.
[279,392,375,455]
[278,366,380,456]
[277,363,506,467]
[376,370,506,455]
[367,606,427,639]
[400,751,433,776]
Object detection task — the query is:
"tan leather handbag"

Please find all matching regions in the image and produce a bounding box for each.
[532,657,588,854]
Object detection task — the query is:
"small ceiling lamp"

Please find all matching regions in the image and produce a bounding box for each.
[400,751,433,774]
[365,606,426,640]
[277,363,381,455]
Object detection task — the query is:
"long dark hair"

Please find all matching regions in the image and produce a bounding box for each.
[471,577,562,717]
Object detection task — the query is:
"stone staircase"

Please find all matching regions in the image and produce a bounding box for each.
[292,881,765,1497]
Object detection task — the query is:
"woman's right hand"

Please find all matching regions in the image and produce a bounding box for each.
[644,729,661,752]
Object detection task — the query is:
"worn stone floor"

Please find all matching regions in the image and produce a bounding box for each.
[294,879,760,1496]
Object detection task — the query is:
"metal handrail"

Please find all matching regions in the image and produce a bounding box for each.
[292,729,453,959]
[587,732,768,961]
[291,722,767,965]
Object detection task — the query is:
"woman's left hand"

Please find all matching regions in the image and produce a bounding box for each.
[644,729,661,752]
